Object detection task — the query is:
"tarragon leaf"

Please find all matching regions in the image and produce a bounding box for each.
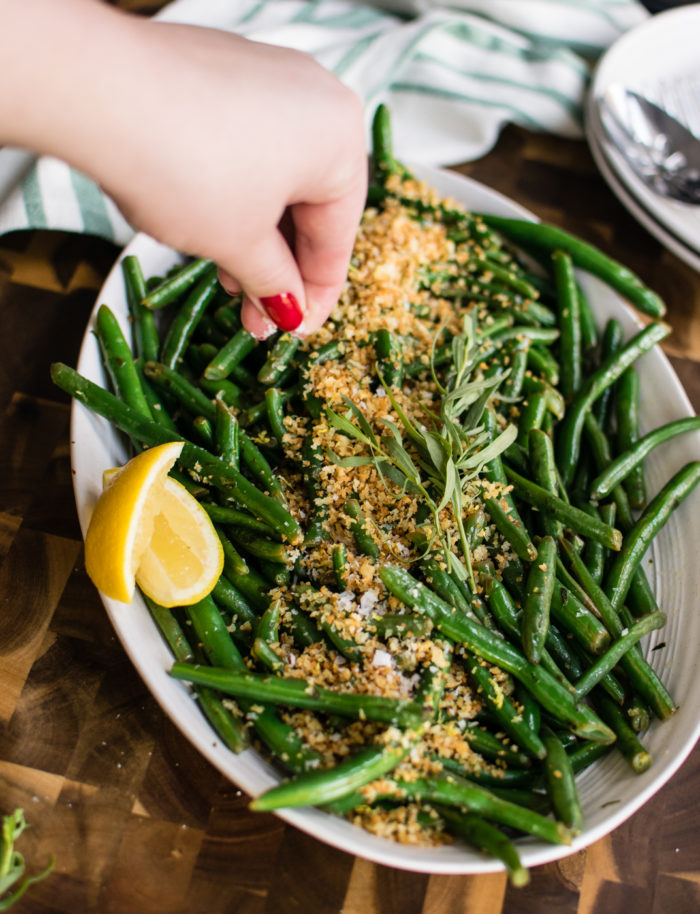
[325,407,374,446]
[437,457,458,513]
[325,449,375,469]
[339,395,378,444]
[381,436,421,483]
[377,460,422,495]
[423,430,450,476]
[463,423,517,469]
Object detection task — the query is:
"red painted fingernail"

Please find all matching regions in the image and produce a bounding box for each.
[259,292,303,332]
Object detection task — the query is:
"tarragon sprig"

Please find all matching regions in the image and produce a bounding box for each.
[326,313,516,590]
[0,810,53,911]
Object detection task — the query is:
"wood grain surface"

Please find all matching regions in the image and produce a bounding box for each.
[2,6,700,911]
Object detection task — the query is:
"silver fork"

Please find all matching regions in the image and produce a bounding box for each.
[641,74,700,140]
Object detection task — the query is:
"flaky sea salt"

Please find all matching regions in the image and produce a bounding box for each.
[359,589,379,615]
[372,649,394,668]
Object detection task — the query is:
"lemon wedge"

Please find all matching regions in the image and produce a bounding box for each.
[84,441,224,607]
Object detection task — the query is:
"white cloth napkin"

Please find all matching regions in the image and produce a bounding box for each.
[0,0,648,246]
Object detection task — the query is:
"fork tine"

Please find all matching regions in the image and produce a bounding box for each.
[656,75,700,140]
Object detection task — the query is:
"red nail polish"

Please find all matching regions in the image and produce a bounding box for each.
[259,292,303,332]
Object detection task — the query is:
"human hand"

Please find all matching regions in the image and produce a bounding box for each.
[2,1,368,338]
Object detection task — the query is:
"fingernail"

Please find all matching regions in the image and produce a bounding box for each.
[259,292,303,332]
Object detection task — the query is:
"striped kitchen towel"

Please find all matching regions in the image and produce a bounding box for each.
[0,0,647,245]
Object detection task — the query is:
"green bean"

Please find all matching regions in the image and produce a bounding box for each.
[481,573,578,683]
[591,416,700,502]
[592,319,624,430]
[254,736,414,811]
[194,683,250,754]
[567,739,612,774]
[477,216,666,318]
[541,725,582,834]
[556,322,670,487]
[458,722,532,769]
[368,613,433,640]
[516,391,548,447]
[466,655,547,760]
[379,565,615,744]
[251,599,286,672]
[576,282,598,352]
[122,254,159,362]
[143,360,216,421]
[499,342,529,400]
[581,501,614,586]
[479,326,559,363]
[210,577,258,631]
[344,499,380,559]
[521,375,565,419]
[203,327,258,381]
[374,328,404,388]
[301,435,330,546]
[335,772,572,845]
[193,314,228,348]
[503,466,622,550]
[258,333,301,386]
[264,388,288,451]
[332,543,348,591]
[521,536,557,665]
[550,584,611,656]
[437,810,530,887]
[469,258,540,301]
[239,430,288,506]
[559,538,677,720]
[420,558,472,616]
[202,503,278,539]
[605,462,700,613]
[371,102,408,180]
[198,376,246,410]
[626,696,650,733]
[212,299,242,335]
[526,345,560,386]
[551,250,581,399]
[159,264,219,369]
[142,257,214,310]
[481,413,537,562]
[191,414,214,449]
[135,363,179,432]
[143,593,194,663]
[574,612,666,699]
[95,305,152,419]
[504,298,557,328]
[594,694,651,773]
[615,368,646,508]
[528,429,563,540]
[230,529,291,565]
[251,660,447,811]
[214,398,239,468]
[171,663,424,728]
[293,584,363,664]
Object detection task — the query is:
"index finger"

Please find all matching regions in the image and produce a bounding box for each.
[291,167,367,334]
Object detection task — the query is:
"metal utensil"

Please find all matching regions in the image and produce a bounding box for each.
[597,84,700,205]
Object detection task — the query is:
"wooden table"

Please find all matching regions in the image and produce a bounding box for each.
[2,42,700,914]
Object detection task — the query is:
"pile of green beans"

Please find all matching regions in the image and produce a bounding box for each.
[51,104,700,884]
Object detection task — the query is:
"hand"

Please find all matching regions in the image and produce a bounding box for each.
[1,1,368,337]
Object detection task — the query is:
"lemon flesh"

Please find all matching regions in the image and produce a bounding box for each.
[84,442,223,607]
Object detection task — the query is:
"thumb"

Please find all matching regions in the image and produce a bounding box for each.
[218,227,305,339]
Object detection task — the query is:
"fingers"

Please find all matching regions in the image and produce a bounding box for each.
[217,225,306,339]
[291,170,367,334]
[219,171,366,339]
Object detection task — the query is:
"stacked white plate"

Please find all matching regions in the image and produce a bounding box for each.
[585,4,700,272]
